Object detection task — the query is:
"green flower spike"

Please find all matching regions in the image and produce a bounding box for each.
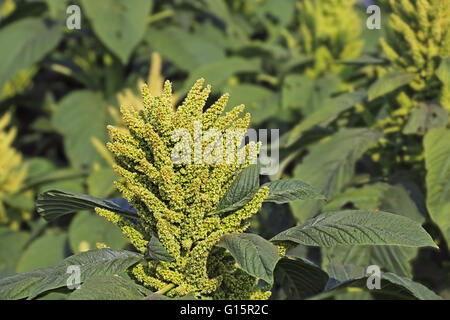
[96,78,270,299]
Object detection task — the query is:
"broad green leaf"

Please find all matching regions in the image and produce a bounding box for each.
[223,84,279,125]
[322,183,390,212]
[0,266,55,300]
[69,212,127,253]
[251,0,296,27]
[323,183,425,223]
[37,291,68,300]
[0,18,61,92]
[325,260,365,287]
[379,184,426,223]
[0,1,47,27]
[424,128,450,243]
[368,71,416,101]
[215,164,259,214]
[382,273,442,300]
[81,0,152,64]
[3,192,34,212]
[286,90,367,147]
[52,90,107,168]
[68,275,150,300]
[182,57,261,95]
[271,210,437,248]
[87,167,117,198]
[291,129,381,222]
[146,26,225,72]
[203,0,247,39]
[36,189,137,222]
[274,257,329,299]
[218,233,280,284]
[16,233,67,273]
[23,157,55,181]
[0,231,29,277]
[282,74,341,115]
[262,179,325,204]
[322,287,373,300]
[45,0,68,18]
[37,174,85,195]
[280,55,314,74]
[403,103,448,135]
[0,249,142,300]
[321,264,442,300]
[323,245,417,278]
[24,159,85,193]
[146,236,175,262]
[322,183,424,277]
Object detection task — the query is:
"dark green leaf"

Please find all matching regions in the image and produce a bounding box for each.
[218,233,279,284]
[271,210,437,248]
[0,249,142,300]
[0,231,29,277]
[68,275,150,300]
[321,262,442,300]
[286,90,367,147]
[275,257,329,299]
[147,236,175,262]
[291,129,381,222]
[282,74,341,115]
[223,84,279,125]
[69,211,127,253]
[323,245,417,279]
[368,72,416,101]
[146,26,225,72]
[16,233,67,273]
[52,90,107,168]
[80,0,153,64]
[436,58,450,89]
[0,18,62,91]
[36,189,137,222]
[87,167,117,198]
[424,128,450,243]
[215,164,260,214]
[263,179,325,204]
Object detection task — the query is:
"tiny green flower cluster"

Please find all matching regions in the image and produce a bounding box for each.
[377,0,450,133]
[297,0,363,78]
[95,79,270,299]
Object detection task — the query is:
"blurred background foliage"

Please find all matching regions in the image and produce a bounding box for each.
[0,0,449,299]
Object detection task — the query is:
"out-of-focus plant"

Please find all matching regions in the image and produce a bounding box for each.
[364,0,450,175]
[296,0,364,78]
[0,112,29,229]
[282,0,368,138]
[370,0,449,139]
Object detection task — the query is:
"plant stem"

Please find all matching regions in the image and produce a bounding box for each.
[148,10,173,24]
[157,283,175,295]
[142,283,175,300]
